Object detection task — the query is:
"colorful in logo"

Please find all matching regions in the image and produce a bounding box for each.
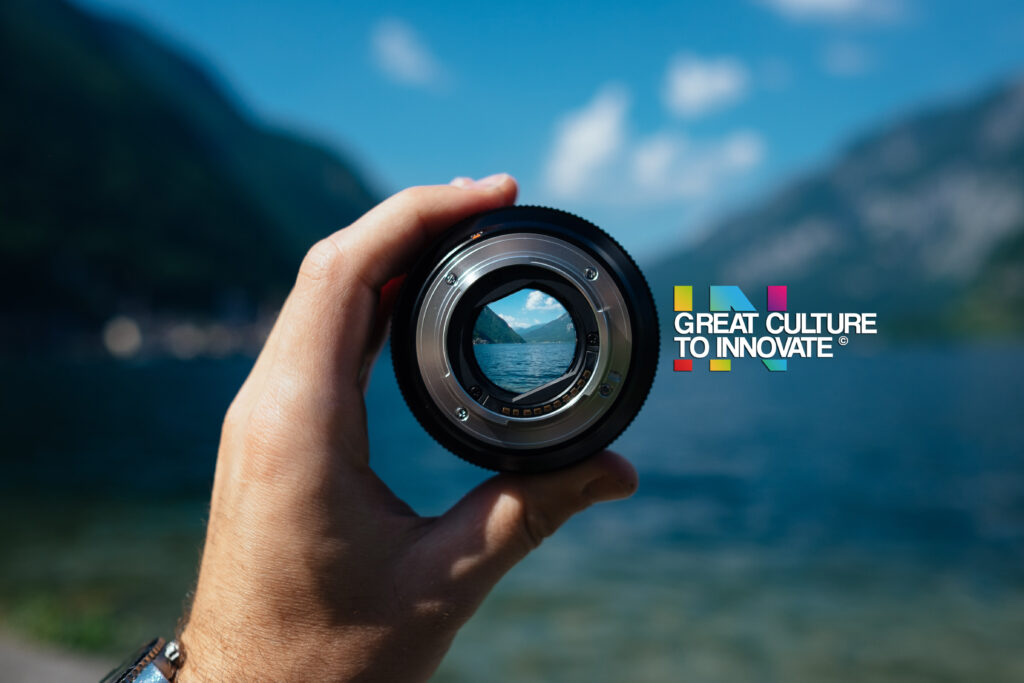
[672,285,788,372]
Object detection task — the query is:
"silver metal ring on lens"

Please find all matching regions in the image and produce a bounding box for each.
[415,234,631,449]
[391,206,658,473]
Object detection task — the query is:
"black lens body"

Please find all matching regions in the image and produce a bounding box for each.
[391,206,658,472]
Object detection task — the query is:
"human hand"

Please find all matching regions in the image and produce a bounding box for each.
[177,175,638,682]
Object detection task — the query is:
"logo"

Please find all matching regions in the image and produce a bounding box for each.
[670,285,877,372]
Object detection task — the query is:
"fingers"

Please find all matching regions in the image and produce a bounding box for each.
[306,174,517,292]
[423,451,637,599]
[357,274,405,392]
[270,175,517,391]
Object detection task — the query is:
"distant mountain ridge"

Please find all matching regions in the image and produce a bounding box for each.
[0,0,378,349]
[520,313,576,343]
[650,77,1024,337]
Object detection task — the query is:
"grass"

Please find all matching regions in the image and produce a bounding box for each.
[0,493,207,655]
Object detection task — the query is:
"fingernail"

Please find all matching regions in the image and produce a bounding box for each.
[450,176,475,188]
[582,474,637,503]
[475,172,511,189]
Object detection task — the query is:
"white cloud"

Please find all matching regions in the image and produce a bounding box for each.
[757,0,903,22]
[544,85,629,198]
[498,314,540,329]
[822,41,873,76]
[630,130,765,200]
[632,133,682,189]
[525,291,561,311]
[371,18,447,89]
[663,54,749,118]
[542,85,765,204]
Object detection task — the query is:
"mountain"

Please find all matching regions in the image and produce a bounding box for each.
[0,0,378,349]
[650,77,1024,337]
[520,313,576,343]
[473,307,525,344]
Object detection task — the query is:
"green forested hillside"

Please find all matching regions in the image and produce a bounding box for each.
[0,0,377,349]
[473,307,525,344]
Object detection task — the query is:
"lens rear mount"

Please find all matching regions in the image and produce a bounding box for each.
[391,206,658,473]
[447,265,598,414]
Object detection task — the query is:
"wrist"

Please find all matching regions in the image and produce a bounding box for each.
[176,611,337,682]
[175,624,235,683]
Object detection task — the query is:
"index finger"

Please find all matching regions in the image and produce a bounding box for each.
[308,174,518,291]
[271,175,518,388]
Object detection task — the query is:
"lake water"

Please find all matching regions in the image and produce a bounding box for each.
[2,344,1024,681]
[473,342,575,393]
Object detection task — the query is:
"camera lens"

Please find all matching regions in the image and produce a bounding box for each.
[391,206,658,472]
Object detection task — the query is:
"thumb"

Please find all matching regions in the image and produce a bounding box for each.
[422,451,637,599]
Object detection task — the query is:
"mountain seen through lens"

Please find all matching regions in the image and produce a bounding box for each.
[472,288,576,394]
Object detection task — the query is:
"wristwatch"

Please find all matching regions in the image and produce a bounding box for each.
[100,638,184,682]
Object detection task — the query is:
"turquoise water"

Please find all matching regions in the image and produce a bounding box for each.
[473,342,575,393]
[2,345,1024,680]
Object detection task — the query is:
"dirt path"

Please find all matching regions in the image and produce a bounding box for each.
[0,631,114,682]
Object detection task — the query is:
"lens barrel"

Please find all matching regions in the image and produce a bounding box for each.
[391,206,658,472]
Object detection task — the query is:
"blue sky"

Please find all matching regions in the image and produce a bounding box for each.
[487,289,568,330]
[77,0,1024,262]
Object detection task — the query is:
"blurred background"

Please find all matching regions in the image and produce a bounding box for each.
[2,0,1023,680]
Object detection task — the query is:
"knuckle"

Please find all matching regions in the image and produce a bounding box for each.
[488,483,562,552]
[298,238,344,283]
[389,186,431,225]
[520,500,558,550]
[393,184,431,207]
[221,397,246,435]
